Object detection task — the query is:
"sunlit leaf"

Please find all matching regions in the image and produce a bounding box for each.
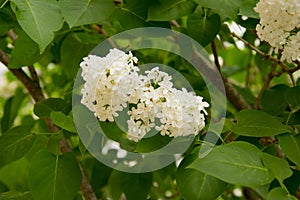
[10,0,63,52]
[189,141,274,187]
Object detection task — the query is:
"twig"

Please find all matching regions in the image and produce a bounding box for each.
[211,40,251,111]
[253,62,278,109]
[211,40,221,72]
[169,20,180,28]
[92,24,117,48]
[245,52,252,87]
[0,48,97,200]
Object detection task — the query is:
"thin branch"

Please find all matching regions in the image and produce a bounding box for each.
[211,40,221,72]
[169,20,180,28]
[92,24,117,48]
[253,62,278,109]
[232,32,300,78]
[211,40,251,111]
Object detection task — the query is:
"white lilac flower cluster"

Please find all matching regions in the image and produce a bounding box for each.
[254,0,300,63]
[80,48,209,142]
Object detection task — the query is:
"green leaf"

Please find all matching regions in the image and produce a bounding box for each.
[266,187,297,200]
[194,0,242,19]
[261,153,293,183]
[10,0,63,52]
[189,141,274,187]
[176,153,227,200]
[60,32,103,79]
[0,126,35,167]
[278,133,300,167]
[147,0,197,21]
[231,110,290,137]
[33,98,68,118]
[0,7,14,36]
[0,191,33,200]
[108,171,152,200]
[187,12,221,46]
[8,31,40,69]
[28,151,81,200]
[286,86,300,112]
[50,111,76,133]
[114,7,149,29]
[261,85,289,115]
[61,0,114,28]
[1,88,26,132]
[238,0,259,19]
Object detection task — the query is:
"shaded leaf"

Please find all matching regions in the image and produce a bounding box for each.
[189,141,274,187]
[261,85,289,115]
[147,0,197,21]
[277,133,300,167]
[10,0,63,52]
[60,32,103,79]
[187,13,221,47]
[61,0,114,28]
[0,126,35,167]
[8,31,40,69]
[231,110,290,137]
[0,7,14,36]
[28,151,81,200]
[108,171,152,200]
[1,88,26,132]
[286,86,300,112]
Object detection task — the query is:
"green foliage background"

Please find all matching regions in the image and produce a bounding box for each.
[0,0,300,199]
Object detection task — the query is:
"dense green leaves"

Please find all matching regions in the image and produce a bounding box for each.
[108,171,152,200]
[278,133,300,167]
[28,151,81,200]
[176,153,227,200]
[147,0,197,21]
[10,0,63,52]
[189,142,274,187]
[0,126,35,167]
[187,12,221,46]
[231,110,290,137]
[61,0,114,28]
[194,0,242,19]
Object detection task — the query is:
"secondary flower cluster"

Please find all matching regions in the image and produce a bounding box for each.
[254,0,300,63]
[80,48,209,142]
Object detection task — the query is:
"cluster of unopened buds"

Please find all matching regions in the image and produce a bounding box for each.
[80,48,209,142]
